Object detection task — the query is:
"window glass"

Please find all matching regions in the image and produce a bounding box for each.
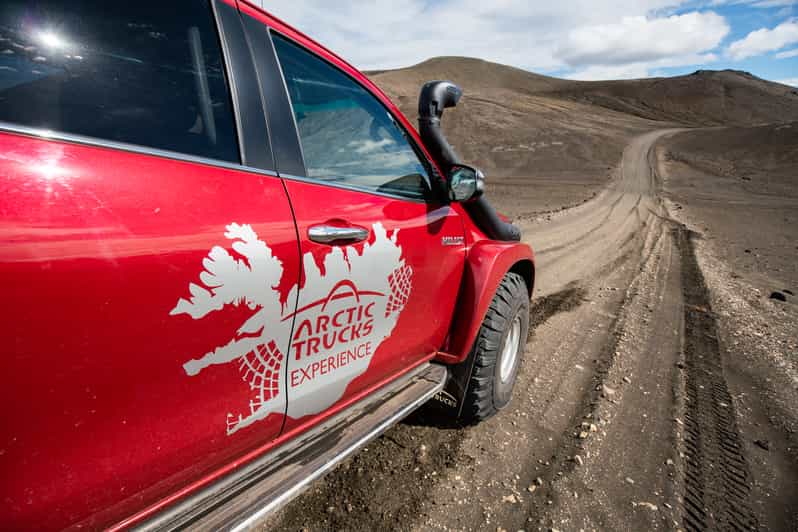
[272,33,431,200]
[0,0,239,162]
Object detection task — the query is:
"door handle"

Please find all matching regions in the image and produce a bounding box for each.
[308,224,369,244]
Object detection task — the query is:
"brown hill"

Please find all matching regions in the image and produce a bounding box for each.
[367,57,798,218]
[545,69,798,126]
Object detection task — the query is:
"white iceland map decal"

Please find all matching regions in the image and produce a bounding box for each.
[171,222,412,435]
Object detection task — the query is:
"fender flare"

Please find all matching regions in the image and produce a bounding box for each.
[437,240,535,365]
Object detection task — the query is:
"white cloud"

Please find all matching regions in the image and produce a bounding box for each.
[254,0,731,80]
[775,47,798,57]
[775,77,798,85]
[727,19,798,59]
[555,12,729,67]
[566,64,652,80]
[566,53,720,80]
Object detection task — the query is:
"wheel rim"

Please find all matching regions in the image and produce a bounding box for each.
[499,314,522,383]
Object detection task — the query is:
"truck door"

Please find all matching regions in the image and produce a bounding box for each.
[241,13,467,432]
[0,1,298,528]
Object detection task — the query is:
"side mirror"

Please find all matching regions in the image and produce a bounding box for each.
[448,165,485,202]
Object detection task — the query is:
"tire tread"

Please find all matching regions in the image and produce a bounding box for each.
[460,272,529,423]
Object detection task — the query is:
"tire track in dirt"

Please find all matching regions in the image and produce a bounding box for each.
[675,228,759,531]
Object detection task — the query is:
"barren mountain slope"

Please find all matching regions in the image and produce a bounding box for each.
[369,58,664,217]
[546,70,798,126]
[368,58,798,218]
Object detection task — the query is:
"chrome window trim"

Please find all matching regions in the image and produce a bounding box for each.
[0,121,279,178]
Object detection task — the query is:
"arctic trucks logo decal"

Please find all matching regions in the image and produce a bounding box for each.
[171,222,412,435]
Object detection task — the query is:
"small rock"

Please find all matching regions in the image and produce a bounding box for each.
[625,477,635,484]
[664,502,673,509]
[665,458,674,466]
[633,501,658,511]
[416,444,429,463]
[769,291,787,302]
[535,477,544,486]
[589,423,597,432]
[623,376,631,384]
[346,503,353,512]
[574,455,584,466]
[754,439,770,451]
[602,385,616,396]
[326,506,335,514]
[502,494,518,504]
[578,431,589,439]
[527,485,537,493]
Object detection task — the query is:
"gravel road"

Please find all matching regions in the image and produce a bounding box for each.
[264,129,797,531]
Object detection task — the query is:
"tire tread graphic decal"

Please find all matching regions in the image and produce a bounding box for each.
[231,340,283,434]
[386,264,413,318]
[171,222,410,434]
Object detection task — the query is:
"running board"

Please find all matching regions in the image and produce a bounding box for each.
[139,362,448,531]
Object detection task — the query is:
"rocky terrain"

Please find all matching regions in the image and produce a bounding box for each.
[265,59,798,531]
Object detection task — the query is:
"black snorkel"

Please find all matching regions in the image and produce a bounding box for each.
[418,80,521,242]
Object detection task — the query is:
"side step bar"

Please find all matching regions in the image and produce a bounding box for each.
[139,362,448,531]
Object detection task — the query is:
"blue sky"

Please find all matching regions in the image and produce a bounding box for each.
[644,0,798,83]
[256,0,798,85]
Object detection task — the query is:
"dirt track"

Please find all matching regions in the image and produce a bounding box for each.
[265,129,797,531]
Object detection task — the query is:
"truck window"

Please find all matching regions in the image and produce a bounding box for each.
[271,33,432,200]
[0,0,239,163]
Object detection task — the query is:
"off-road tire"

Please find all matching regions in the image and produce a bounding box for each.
[460,272,529,423]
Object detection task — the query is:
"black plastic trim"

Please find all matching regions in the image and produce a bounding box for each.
[238,17,307,177]
[213,0,274,171]
[418,80,521,241]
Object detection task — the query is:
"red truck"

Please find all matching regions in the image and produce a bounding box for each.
[0,0,535,529]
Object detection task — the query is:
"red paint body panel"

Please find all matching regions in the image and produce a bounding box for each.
[280,179,466,434]
[109,352,435,531]
[0,133,300,529]
[0,1,536,529]
[437,239,535,364]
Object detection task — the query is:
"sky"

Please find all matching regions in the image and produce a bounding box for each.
[253,0,798,86]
